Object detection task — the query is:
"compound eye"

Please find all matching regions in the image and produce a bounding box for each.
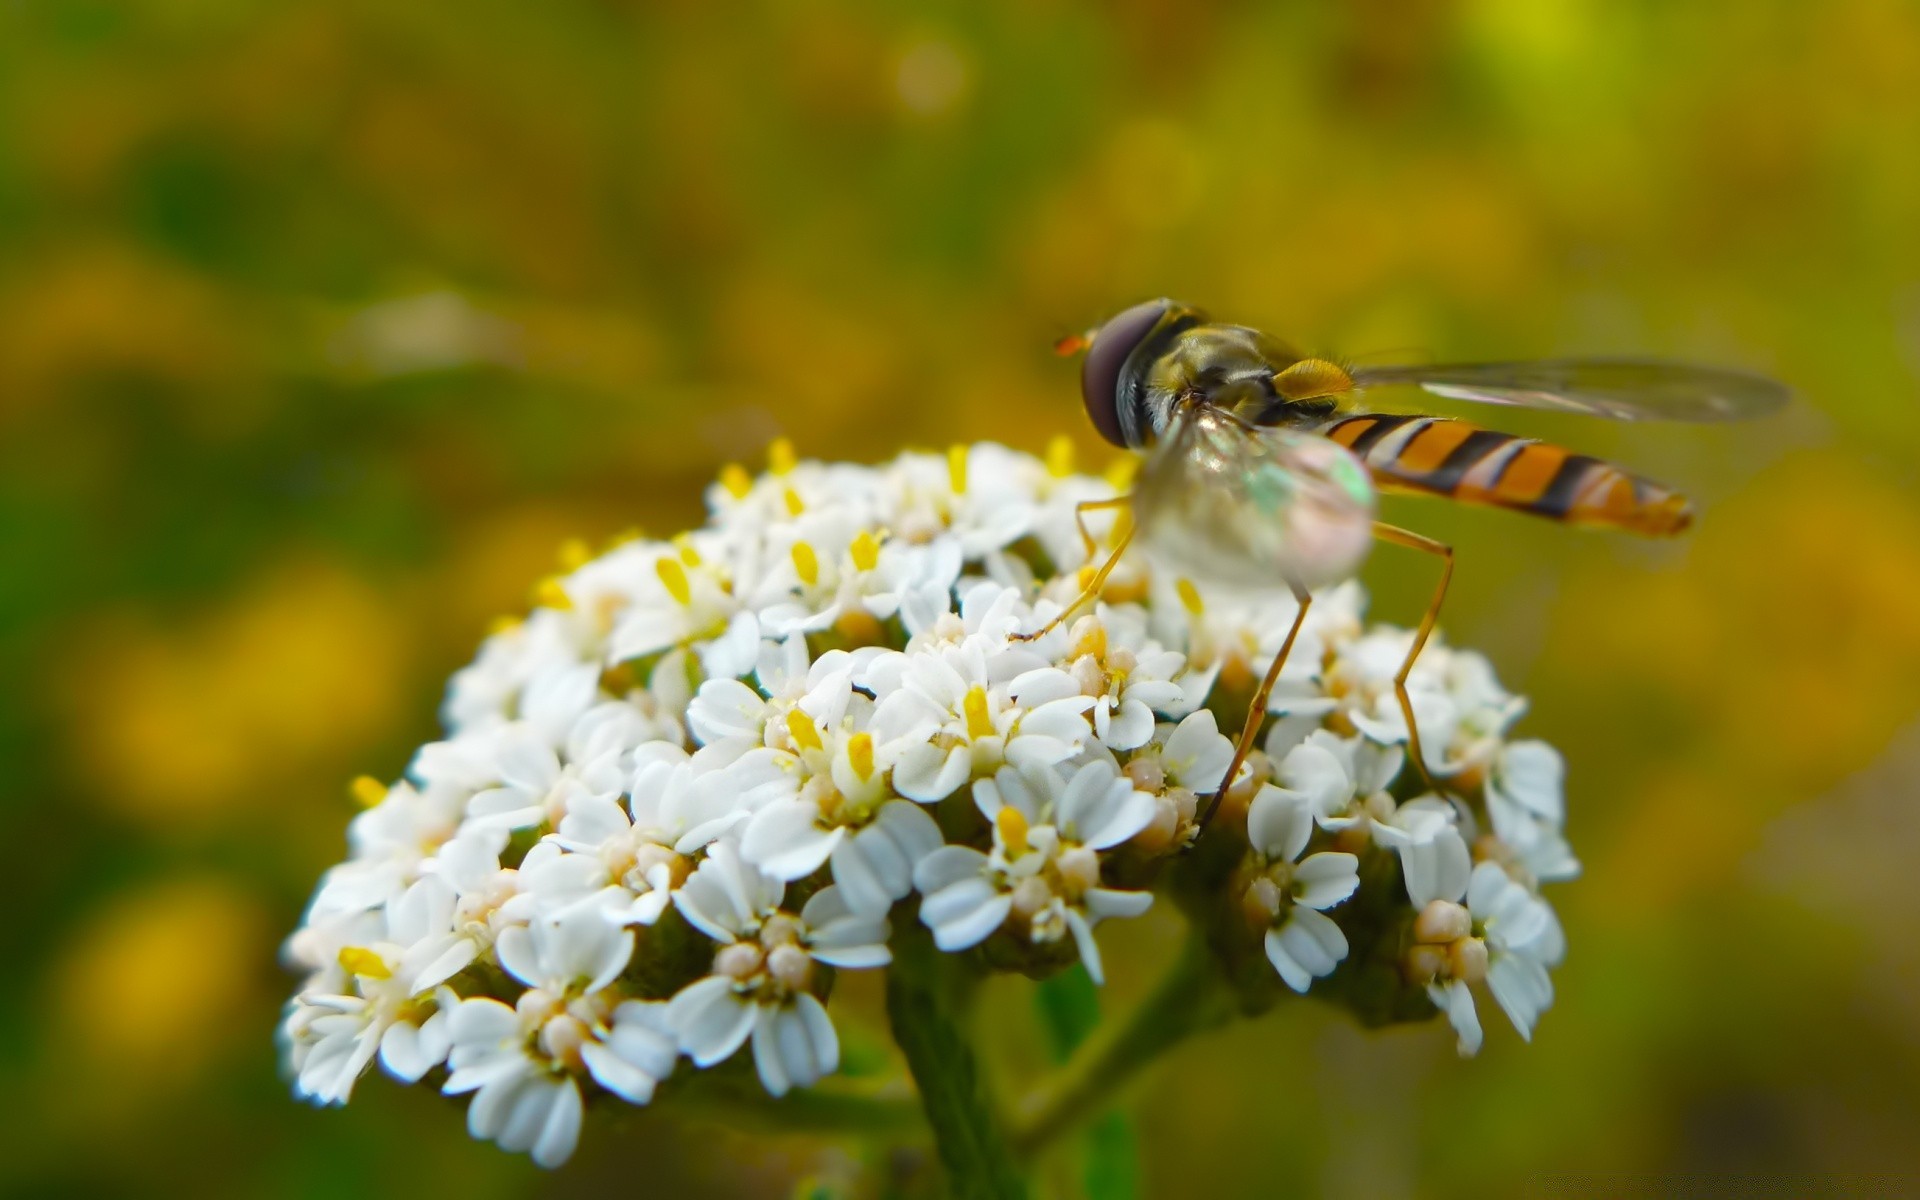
[1080,299,1171,447]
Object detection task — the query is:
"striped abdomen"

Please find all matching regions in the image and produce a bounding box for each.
[1318,413,1693,536]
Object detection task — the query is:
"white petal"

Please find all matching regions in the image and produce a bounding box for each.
[1401,827,1471,908]
[922,883,1013,951]
[1436,979,1482,1056]
[666,976,756,1066]
[892,743,972,803]
[530,1078,583,1168]
[687,678,768,745]
[1293,852,1360,910]
[1083,887,1153,920]
[1264,927,1311,993]
[1062,907,1105,985]
[1487,952,1554,1041]
[741,801,843,881]
[914,845,989,895]
[1103,699,1157,751]
[1246,785,1313,863]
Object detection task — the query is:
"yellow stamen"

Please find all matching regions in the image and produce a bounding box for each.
[769,437,796,476]
[785,708,824,753]
[1176,577,1206,616]
[995,806,1030,856]
[719,462,753,499]
[656,557,692,606]
[534,576,574,611]
[487,614,522,637]
[947,444,969,494]
[963,686,994,741]
[674,533,702,568]
[792,541,820,587]
[1045,435,1075,478]
[850,530,881,573]
[1104,455,1139,492]
[349,775,387,808]
[783,486,805,517]
[338,947,391,980]
[847,732,874,781]
[557,537,592,571]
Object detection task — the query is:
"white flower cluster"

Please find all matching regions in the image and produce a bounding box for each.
[281,439,1577,1167]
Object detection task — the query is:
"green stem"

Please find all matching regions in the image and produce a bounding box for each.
[887,925,1028,1200]
[1010,936,1234,1160]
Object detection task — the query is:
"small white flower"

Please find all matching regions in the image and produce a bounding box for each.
[441,908,667,1168]
[523,747,745,925]
[869,630,1093,802]
[442,998,585,1168]
[667,841,887,1096]
[462,705,647,833]
[912,758,1155,983]
[1486,740,1580,883]
[609,544,758,680]
[1409,860,1558,1056]
[1058,612,1190,751]
[686,634,856,747]
[1243,785,1360,992]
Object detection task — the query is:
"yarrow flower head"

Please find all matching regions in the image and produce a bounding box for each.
[281,439,1580,1171]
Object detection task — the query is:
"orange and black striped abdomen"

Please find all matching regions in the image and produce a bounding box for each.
[1319,413,1693,536]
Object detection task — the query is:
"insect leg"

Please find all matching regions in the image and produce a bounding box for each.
[1196,579,1313,833]
[1371,522,1455,796]
[1013,497,1133,643]
[1071,495,1130,562]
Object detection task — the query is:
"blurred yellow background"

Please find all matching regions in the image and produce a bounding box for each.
[5,0,1920,1196]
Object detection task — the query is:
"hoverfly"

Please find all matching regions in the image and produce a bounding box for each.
[1039,298,1787,825]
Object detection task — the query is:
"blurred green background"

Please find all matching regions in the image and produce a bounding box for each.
[5,0,1920,1196]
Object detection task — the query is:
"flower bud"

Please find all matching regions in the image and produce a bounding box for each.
[539,1014,590,1072]
[1009,876,1051,921]
[715,942,764,981]
[1242,875,1282,929]
[766,944,813,994]
[1069,615,1106,662]
[1130,799,1179,855]
[759,913,804,949]
[1123,755,1166,793]
[1056,845,1101,895]
[1449,936,1490,986]
[1413,899,1471,945]
[1403,942,1449,985]
[516,988,561,1024]
[1071,655,1104,697]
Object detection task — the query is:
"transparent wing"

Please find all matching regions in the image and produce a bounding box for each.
[1131,404,1377,592]
[1348,358,1789,423]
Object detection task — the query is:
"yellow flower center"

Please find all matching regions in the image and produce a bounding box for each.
[850,530,881,573]
[656,557,692,606]
[792,541,820,588]
[995,806,1030,856]
[348,775,387,809]
[947,443,969,494]
[847,732,875,781]
[719,462,753,499]
[786,708,823,753]
[1176,577,1205,616]
[338,947,390,980]
[963,685,994,741]
[768,437,796,476]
